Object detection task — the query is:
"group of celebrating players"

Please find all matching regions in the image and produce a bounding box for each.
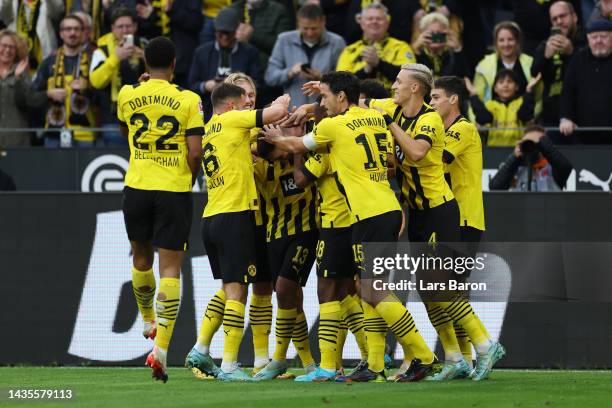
[118,36,505,384]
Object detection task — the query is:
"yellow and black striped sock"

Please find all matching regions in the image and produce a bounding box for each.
[249,294,273,367]
[362,300,387,372]
[292,311,315,368]
[440,295,491,354]
[426,302,462,362]
[318,301,341,370]
[154,277,181,351]
[341,295,368,361]
[454,321,472,364]
[375,295,434,365]
[197,289,226,348]
[336,318,348,370]
[272,308,297,361]
[131,267,156,322]
[222,300,246,367]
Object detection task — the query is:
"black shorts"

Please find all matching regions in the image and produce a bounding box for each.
[202,211,257,284]
[316,227,356,279]
[351,210,402,277]
[254,225,272,283]
[268,230,318,287]
[407,199,461,244]
[122,186,192,251]
[458,226,483,278]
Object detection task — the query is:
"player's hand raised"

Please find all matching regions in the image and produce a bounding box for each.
[272,94,291,108]
[260,124,284,144]
[280,104,311,127]
[302,81,321,97]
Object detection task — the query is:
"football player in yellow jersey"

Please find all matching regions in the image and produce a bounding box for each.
[117,37,204,382]
[251,136,319,381]
[261,71,436,382]
[289,145,371,381]
[225,73,275,374]
[430,76,505,380]
[185,73,275,378]
[186,83,289,381]
[368,64,502,381]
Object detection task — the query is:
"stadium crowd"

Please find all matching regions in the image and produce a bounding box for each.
[0,0,610,148]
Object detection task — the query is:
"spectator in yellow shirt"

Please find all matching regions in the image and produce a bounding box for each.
[336,2,415,89]
[466,68,541,147]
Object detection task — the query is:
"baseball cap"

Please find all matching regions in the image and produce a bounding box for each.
[215,8,240,32]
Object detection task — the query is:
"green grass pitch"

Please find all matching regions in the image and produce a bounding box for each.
[1,367,611,408]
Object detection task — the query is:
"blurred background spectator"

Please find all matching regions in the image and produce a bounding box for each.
[588,0,612,24]
[489,125,573,191]
[199,0,232,45]
[468,69,540,147]
[265,4,344,107]
[412,11,467,79]
[0,29,34,147]
[0,0,64,71]
[168,0,203,88]
[31,15,95,147]
[90,7,145,147]
[342,0,418,44]
[473,21,542,117]
[511,0,581,55]
[531,1,585,143]
[229,0,291,67]
[336,2,415,89]
[189,7,262,121]
[74,10,97,54]
[559,18,612,143]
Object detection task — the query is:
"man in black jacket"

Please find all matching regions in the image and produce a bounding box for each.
[559,19,612,143]
[489,125,573,191]
[531,1,585,143]
[188,7,263,121]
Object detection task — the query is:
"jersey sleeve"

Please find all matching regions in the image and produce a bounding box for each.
[413,112,441,146]
[231,109,264,130]
[444,120,473,163]
[311,118,336,147]
[186,93,205,136]
[302,152,330,182]
[364,98,401,118]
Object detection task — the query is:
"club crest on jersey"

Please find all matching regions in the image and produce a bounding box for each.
[247,264,257,277]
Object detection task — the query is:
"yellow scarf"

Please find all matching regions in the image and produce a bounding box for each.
[16,0,42,69]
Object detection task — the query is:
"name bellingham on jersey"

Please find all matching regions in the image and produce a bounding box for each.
[118,79,205,192]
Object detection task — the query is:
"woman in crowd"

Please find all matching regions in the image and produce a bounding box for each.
[473,21,542,116]
[0,30,34,147]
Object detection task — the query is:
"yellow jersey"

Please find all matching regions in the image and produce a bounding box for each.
[117,79,205,192]
[443,116,485,231]
[365,98,454,210]
[253,157,319,241]
[302,151,352,229]
[203,0,231,17]
[484,97,525,147]
[202,109,263,218]
[306,106,400,223]
[336,37,416,89]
